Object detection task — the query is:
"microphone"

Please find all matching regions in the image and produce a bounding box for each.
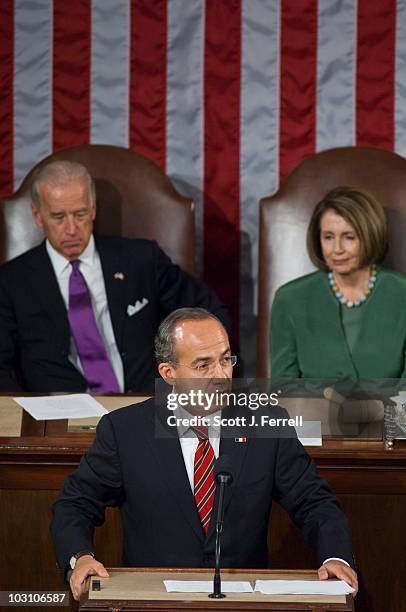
[209,456,233,599]
[214,455,234,482]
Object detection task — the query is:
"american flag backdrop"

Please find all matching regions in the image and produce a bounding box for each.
[0,0,405,373]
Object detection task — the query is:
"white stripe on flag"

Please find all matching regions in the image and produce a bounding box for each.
[90,0,130,146]
[13,0,52,189]
[166,0,205,274]
[395,0,406,156]
[240,0,281,375]
[316,0,357,150]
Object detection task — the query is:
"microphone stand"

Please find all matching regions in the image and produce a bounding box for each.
[209,473,229,599]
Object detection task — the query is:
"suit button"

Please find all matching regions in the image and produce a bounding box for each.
[121,352,127,359]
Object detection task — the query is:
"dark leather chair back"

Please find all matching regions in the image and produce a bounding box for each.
[257,146,406,376]
[0,145,195,274]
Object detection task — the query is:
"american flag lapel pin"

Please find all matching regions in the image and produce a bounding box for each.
[114,272,125,280]
[235,437,247,443]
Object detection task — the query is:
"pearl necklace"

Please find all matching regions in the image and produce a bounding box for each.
[328,266,377,308]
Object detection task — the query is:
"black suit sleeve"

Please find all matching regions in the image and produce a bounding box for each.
[273,436,354,567]
[0,274,22,391]
[50,415,124,574]
[154,244,231,333]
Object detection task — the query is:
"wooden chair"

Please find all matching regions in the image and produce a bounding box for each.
[0,144,195,274]
[257,146,406,377]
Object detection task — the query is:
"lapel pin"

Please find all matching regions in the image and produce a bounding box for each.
[235,437,247,443]
[114,272,125,280]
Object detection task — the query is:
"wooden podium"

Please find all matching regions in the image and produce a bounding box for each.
[79,568,354,612]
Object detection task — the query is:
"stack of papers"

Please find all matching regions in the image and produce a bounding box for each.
[254,580,354,595]
[295,420,322,446]
[163,579,354,595]
[13,394,108,420]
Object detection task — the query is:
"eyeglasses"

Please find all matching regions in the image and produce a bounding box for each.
[175,355,237,376]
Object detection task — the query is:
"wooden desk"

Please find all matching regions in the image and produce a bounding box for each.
[0,435,404,612]
[0,393,151,436]
[80,568,354,611]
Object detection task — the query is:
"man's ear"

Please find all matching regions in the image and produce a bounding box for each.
[31,204,43,229]
[158,362,177,384]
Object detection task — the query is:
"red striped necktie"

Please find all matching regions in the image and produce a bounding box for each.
[193,425,216,536]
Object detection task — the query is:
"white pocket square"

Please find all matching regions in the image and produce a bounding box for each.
[127,298,149,317]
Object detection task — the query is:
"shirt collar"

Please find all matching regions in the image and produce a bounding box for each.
[46,235,96,277]
[174,403,221,439]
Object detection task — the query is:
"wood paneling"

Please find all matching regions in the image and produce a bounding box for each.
[0,436,404,612]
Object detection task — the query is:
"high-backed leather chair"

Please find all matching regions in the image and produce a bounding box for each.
[257,146,406,377]
[0,145,195,274]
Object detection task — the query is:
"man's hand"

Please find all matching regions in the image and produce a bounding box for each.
[69,555,109,601]
[318,560,358,596]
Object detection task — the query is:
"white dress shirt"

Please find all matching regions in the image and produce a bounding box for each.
[175,405,221,489]
[174,404,348,568]
[46,236,124,391]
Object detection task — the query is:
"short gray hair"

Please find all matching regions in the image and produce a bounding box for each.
[155,307,223,365]
[31,160,96,208]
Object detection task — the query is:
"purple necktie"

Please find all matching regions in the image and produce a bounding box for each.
[68,259,120,393]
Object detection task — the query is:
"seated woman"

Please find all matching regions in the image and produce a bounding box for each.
[270,186,406,380]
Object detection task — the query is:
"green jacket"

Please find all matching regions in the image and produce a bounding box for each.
[270,268,406,380]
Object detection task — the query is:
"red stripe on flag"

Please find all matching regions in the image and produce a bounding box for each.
[53,0,91,151]
[129,0,167,170]
[0,0,14,196]
[279,0,318,182]
[204,0,241,338]
[356,0,396,150]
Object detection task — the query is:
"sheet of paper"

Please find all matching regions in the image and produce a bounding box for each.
[13,394,108,420]
[254,579,354,595]
[164,580,253,593]
[296,420,322,446]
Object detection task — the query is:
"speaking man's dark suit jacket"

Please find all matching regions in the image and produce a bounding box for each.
[50,399,354,575]
[0,236,230,392]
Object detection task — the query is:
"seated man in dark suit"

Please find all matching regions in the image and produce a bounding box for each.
[50,307,358,601]
[0,161,229,392]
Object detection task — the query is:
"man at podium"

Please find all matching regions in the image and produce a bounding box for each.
[50,307,358,601]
